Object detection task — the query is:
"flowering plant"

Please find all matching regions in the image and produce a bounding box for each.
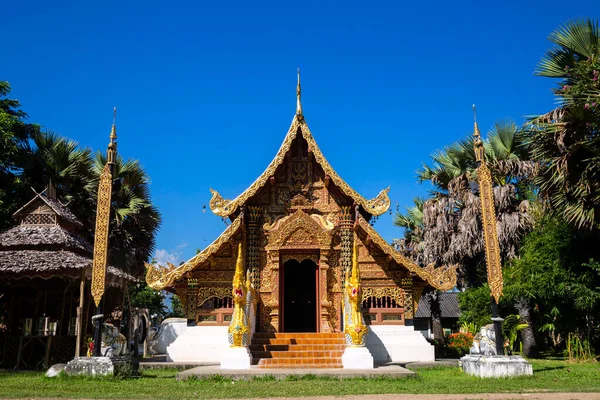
[447,332,474,349]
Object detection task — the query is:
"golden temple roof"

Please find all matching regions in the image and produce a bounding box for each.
[356,214,457,291]
[209,77,391,217]
[145,213,244,290]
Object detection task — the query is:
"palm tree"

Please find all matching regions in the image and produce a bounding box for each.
[527,18,600,230]
[88,153,161,277]
[413,119,538,354]
[22,131,93,217]
[393,197,425,263]
[21,130,161,277]
[415,119,534,287]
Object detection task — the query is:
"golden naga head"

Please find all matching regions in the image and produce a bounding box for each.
[232,243,245,299]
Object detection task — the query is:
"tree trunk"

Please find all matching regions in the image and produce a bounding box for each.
[515,297,538,357]
[428,291,445,340]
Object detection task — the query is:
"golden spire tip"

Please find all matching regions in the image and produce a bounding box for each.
[296,68,303,117]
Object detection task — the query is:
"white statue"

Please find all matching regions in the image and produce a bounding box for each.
[470,324,497,356]
[101,322,128,357]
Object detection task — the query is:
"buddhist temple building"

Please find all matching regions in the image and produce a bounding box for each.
[146,73,457,367]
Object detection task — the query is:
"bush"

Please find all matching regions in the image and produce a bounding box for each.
[445,332,474,357]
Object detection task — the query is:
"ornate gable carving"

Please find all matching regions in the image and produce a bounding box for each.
[265,209,333,250]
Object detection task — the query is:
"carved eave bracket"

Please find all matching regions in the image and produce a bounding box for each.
[208,115,391,218]
[145,213,244,290]
[356,215,457,291]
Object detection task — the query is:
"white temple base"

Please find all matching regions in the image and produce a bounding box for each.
[342,346,374,369]
[220,347,252,369]
[460,355,533,378]
[367,325,435,362]
[167,326,229,362]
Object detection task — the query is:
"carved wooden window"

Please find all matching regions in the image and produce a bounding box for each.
[22,214,56,225]
[196,296,233,326]
[361,295,404,325]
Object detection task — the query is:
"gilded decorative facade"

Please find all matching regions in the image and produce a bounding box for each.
[146,74,457,333]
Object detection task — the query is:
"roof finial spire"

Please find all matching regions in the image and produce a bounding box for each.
[296,68,303,117]
[472,104,484,163]
[107,107,118,165]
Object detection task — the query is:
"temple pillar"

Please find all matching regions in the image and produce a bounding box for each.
[319,252,332,332]
[339,206,354,276]
[268,253,280,332]
[186,277,199,325]
[339,206,354,332]
[401,278,414,326]
[247,207,261,330]
[247,207,261,290]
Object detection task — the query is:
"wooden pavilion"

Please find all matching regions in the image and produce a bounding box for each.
[0,186,135,369]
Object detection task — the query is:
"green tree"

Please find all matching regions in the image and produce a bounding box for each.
[169,294,185,318]
[393,197,425,262]
[0,82,39,229]
[129,284,167,321]
[527,18,600,230]
[88,153,162,277]
[415,119,534,287]
[504,213,600,353]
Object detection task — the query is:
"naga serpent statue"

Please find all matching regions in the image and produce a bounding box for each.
[228,244,252,347]
[343,243,369,346]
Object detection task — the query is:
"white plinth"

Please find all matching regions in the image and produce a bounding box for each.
[220,347,252,369]
[367,325,434,362]
[460,355,533,378]
[342,346,374,369]
[167,326,229,362]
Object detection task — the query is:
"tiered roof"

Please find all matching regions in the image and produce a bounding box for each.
[146,73,456,291]
[0,189,135,282]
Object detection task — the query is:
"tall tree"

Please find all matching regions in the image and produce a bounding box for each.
[88,153,161,277]
[415,119,534,287]
[393,197,425,263]
[527,18,600,230]
[0,82,39,229]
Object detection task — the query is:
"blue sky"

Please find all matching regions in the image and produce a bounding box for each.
[3,1,598,265]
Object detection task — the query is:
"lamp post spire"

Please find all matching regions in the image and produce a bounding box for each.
[91,108,118,355]
[472,105,504,355]
[296,68,303,117]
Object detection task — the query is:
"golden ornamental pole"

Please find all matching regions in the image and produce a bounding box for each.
[473,105,504,355]
[91,108,117,356]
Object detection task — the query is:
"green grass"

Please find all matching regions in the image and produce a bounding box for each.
[0,360,599,399]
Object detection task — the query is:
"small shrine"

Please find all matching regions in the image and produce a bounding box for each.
[0,185,135,369]
[146,73,457,368]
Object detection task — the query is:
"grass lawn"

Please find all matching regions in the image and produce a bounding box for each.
[0,359,599,399]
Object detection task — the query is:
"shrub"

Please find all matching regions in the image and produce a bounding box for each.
[445,332,474,357]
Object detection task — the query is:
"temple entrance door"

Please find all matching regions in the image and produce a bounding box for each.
[282,259,318,332]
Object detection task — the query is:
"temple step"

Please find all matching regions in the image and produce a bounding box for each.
[250,333,346,369]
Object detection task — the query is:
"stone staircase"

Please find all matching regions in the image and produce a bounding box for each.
[250,332,345,368]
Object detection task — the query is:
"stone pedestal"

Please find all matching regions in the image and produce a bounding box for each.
[342,346,374,369]
[220,347,252,370]
[460,355,533,378]
[64,356,139,376]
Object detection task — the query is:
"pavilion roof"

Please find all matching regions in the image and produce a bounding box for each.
[0,190,136,283]
[414,292,460,319]
[13,190,83,228]
[0,249,136,282]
